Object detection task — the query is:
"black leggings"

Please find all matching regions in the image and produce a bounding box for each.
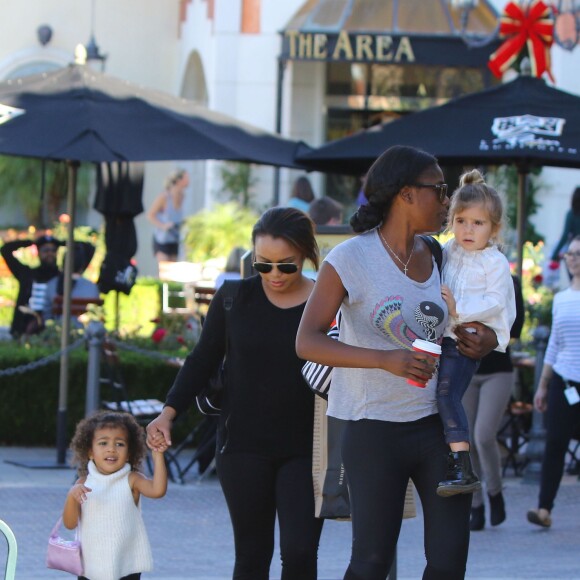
[539,373,580,511]
[216,452,323,580]
[342,415,471,580]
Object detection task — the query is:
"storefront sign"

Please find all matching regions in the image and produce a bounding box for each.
[281,30,498,67]
[284,30,415,63]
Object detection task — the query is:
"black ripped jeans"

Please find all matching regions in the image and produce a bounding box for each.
[342,414,471,580]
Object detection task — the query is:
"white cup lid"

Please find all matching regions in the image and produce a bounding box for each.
[412,339,441,355]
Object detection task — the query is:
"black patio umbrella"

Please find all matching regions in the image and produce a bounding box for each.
[298,75,580,276]
[0,63,312,465]
[298,75,580,174]
[0,63,312,166]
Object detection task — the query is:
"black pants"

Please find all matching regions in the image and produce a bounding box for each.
[539,373,580,511]
[216,452,323,580]
[342,414,471,580]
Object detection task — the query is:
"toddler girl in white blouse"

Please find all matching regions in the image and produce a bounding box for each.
[435,169,516,498]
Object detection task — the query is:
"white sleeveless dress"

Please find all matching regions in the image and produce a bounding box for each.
[80,461,153,580]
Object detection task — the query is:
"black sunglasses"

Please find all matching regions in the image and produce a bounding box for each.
[253,262,299,274]
[412,183,449,203]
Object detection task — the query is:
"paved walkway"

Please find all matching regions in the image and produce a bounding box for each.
[0,445,578,579]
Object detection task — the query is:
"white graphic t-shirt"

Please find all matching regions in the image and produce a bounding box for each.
[325,229,448,422]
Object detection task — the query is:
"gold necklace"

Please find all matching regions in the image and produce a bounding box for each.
[378,229,416,276]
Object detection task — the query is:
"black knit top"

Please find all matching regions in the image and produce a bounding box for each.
[165,275,315,457]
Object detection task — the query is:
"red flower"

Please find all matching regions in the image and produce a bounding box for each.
[176,336,185,344]
[548,260,560,271]
[152,328,167,343]
[533,274,544,284]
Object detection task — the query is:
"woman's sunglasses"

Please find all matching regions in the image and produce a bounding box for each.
[412,182,449,203]
[253,262,299,274]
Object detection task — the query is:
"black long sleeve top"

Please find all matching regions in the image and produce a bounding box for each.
[166,275,315,458]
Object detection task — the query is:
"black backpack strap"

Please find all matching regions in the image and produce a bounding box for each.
[220,279,241,314]
[419,235,443,275]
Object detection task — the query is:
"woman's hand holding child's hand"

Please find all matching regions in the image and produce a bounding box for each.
[149,431,169,453]
[146,408,176,451]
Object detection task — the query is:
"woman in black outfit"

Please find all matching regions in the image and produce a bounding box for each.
[147,207,323,579]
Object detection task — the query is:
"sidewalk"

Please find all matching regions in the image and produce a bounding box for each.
[1,445,578,579]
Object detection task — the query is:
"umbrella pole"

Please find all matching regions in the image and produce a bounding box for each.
[516,167,528,280]
[115,290,120,332]
[273,56,286,206]
[56,160,79,465]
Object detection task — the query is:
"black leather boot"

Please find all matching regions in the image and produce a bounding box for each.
[436,451,482,497]
[489,491,506,526]
[470,505,485,531]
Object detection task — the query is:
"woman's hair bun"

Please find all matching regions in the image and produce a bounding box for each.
[350,203,383,233]
[459,169,485,187]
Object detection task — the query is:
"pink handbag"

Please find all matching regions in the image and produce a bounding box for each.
[46,517,84,576]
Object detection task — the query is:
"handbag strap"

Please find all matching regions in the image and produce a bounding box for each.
[49,517,63,539]
[50,516,79,541]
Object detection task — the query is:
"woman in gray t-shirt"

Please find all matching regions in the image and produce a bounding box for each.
[297,145,498,580]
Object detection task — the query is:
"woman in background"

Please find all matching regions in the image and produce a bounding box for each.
[550,186,580,267]
[147,169,189,266]
[463,275,525,530]
[288,176,315,213]
[528,235,580,529]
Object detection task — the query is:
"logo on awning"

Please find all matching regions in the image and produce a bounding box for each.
[0,103,25,126]
[479,114,572,152]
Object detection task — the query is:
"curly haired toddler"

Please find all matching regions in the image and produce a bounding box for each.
[62,410,167,580]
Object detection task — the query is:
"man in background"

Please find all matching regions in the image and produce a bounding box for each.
[308,196,344,226]
[0,234,63,337]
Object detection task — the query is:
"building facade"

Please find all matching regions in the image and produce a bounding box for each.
[1,0,579,276]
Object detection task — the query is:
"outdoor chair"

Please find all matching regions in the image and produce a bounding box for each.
[0,519,17,580]
[192,284,216,326]
[497,399,532,476]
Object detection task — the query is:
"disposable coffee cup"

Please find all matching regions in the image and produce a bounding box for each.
[407,339,442,388]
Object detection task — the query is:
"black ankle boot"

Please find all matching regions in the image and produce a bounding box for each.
[470,505,485,531]
[489,491,506,526]
[436,451,482,497]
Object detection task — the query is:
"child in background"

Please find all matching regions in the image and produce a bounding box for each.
[436,169,516,497]
[62,411,167,580]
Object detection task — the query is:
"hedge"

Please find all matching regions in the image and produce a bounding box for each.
[0,344,201,446]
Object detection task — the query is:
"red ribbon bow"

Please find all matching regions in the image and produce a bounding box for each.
[488,0,554,81]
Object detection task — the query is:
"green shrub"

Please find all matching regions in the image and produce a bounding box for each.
[0,343,200,446]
